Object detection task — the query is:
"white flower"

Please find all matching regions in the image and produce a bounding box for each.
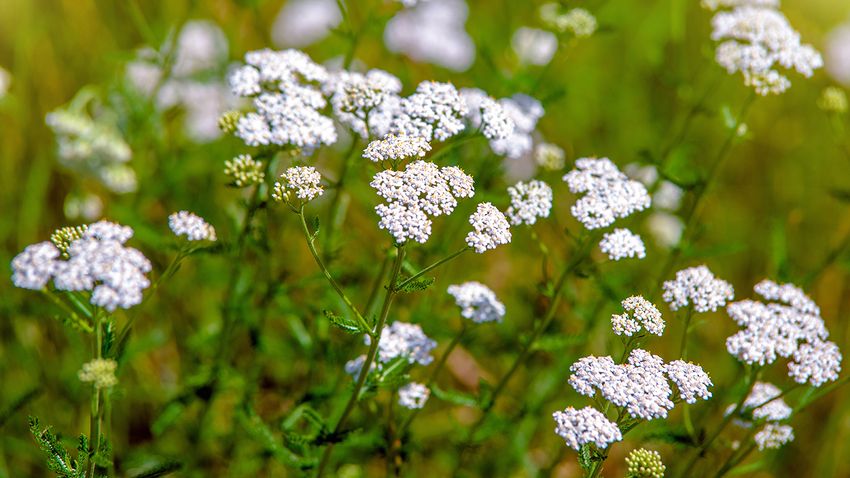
[611,296,665,336]
[754,424,794,450]
[534,142,565,171]
[171,21,228,78]
[465,203,512,253]
[224,154,265,187]
[447,281,505,323]
[384,0,475,72]
[563,157,651,230]
[662,265,734,313]
[169,211,217,241]
[363,134,431,163]
[742,382,792,421]
[398,382,430,409]
[328,69,403,138]
[512,27,558,66]
[599,228,646,261]
[789,340,842,387]
[459,88,515,140]
[552,406,622,450]
[506,180,553,226]
[490,94,544,159]
[0,66,10,98]
[373,322,437,365]
[11,242,60,290]
[78,358,118,389]
[666,360,713,403]
[391,81,468,142]
[273,166,325,202]
[648,211,684,248]
[701,0,780,11]
[271,0,341,48]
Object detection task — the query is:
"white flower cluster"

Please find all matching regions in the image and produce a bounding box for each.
[505,180,553,226]
[540,4,598,37]
[374,321,438,365]
[224,154,265,187]
[599,228,646,261]
[512,27,558,66]
[611,295,665,337]
[363,134,432,163]
[490,94,545,159]
[228,49,337,150]
[371,160,474,243]
[701,0,780,12]
[12,221,152,312]
[708,3,822,95]
[662,265,735,313]
[754,423,795,450]
[392,81,468,142]
[459,88,516,140]
[569,349,712,420]
[273,166,325,203]
[728,382,795,450]
[169,211,217,241]
[465,203,512,253]
[563,157,651,230]
[447,281,505,324]
[726,280,842,386]
[398,382,430,409]
[78,358,118,389]
[552,406,623,451]
[327,69,403,138]
[384,0,475,72]
[534,142,566,171]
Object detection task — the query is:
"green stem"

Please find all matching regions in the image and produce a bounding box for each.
[298,208,372,335]
[396,247,470,290]
[712,441,756,478]
[316,245,406,477]
[679,307,697,439]
[87,310,106,477]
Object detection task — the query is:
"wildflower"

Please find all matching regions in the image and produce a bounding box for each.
[512,27,558,66]
[78,358,118,389]
[489,94,544,159]
[662,265,734,313]
[363,134,431,163]
[447,281,505,324]
[392,81,468,142]
[541,5,598,38]
[563,157,651,230]
[224,154,265,187]
[11,242,60,290]
[611,296,665,337]
[599,228,646,261]
[505,180,553,226]
[169,211,217,242]
[701,0,780,11]
[818,86,848,113]
[272,0,341,48]
[741,382,792,421]
[648,212,684,248]
[459,88,515,140]
[273,166,325,203]
[625,448,666,478]
[329,69,403,138]
[465,203,512,253]
[384,0,475,72]
[552,406,622,450]
[50,225,88,259]
[344,355,376,377]
[666,360,713,403]
[534,142,565,171]
[726,280,842,386]
[0,66,9,97]
[398,382,430,409]
[372,322,437,365]
[754,423,794,450]
[218,111,242,134]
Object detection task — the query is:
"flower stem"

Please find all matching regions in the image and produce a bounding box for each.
[396,246,470,290]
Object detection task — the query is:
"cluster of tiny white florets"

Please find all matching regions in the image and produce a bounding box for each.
[398,382,430,409]
[611,296,665,337]
[459,88,516,141]
[540,4,598,38]
[78,358,118,389]
[228,49,337,150]
[726,280,842,386]
[224,154,265,187]
[754,423,795,450]
[465,202,513,253]
[371,160,474,243]
[662,265,735,313]
[534,142,566,171]
[391,81,468,142]
[707,3,822,95]
[374,321,438,366]
[569,349,712,420]
[447,281,506,324]
[701,0,779,10]
[273,166,325,203]
[327,69,403,138]
[363,134,432,163]
[728,382,795,450]
[12,221,152,312]
[599,228,646,261]
[505,180,553,226]
[168,211,217,241]
[563,157,651,230]
[490,94,545,159]
[552,406,623,451]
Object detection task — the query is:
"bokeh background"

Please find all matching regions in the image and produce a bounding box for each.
[2,0,850,476]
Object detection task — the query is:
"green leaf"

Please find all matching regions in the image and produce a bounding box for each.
[237,406,315,470]
[431,385,478,407]
[323,310,366,334]
[29,416,83,478]
[397,276,435,293]
[377,356,412,389]
[311,215,320,238]
[578,444,593,471]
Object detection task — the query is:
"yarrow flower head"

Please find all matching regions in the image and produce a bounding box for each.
[490,94,544,159]
[663,265,734,313]
[390,81,468,142]
[273,166,325,204]
[371,160,474,243]
[505,180,553,226]
[740,381,792,421]
[563,157,651,230]
[599,228,646,261]
[398,382,430,409]
[363,134,431,163]
[169,211,217,241]
[666,360,713,403]
[78,358,118,389]
[625,448,666,478]
[552,406,622,451]
[534,142,565,171]
[327,69,403,138]
[707,3,823,95]
[373,321,437,365]
[459,88,515,140]
[465,202,512,253]
[726,280,842,386]
[754,423,794,450]
[611,296,665,336]
[224,154,265,187]
[447,281,506,324]
[12,221,152,312]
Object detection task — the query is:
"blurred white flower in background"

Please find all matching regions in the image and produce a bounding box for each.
[0,66,10,98]
[512,27,558,66]
[272,0,341,48]
[384,0,475,71]
[826,20,850,87]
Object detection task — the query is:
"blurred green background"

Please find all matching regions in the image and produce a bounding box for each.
[2,0,850,476]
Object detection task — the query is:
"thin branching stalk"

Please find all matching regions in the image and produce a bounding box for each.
[396,246,470,290]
